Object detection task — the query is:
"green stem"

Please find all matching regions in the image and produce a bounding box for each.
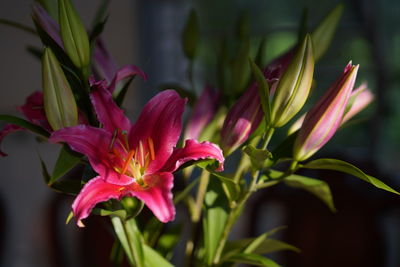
[261,127,275,149]
[212,173,258,265]
[185,170,210,266]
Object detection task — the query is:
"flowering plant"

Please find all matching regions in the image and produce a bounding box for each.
[0,1,398,266]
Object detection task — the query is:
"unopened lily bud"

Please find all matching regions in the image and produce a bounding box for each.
[293,63,359,161]
[59,0,90,69]
[42,47,78,130]
[270,35,314,128]
[288,82,372,136]
[220,84,263,155]
[184,86,219,141]
[342,83,374,123]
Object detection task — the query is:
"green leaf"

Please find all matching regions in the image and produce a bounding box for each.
[42,47,78,130]
[143,244,174,267]
[174,177,199,204]
[311,4,343,61]
[111,217,134,265]
[126,219,145,267]
[90,0,110,33]
[231,38,251,94]
[0,115,50,138]
[203,178,230,265]
[243,144,272,170]
[182,9,199,60]
[243,226,287,254]
[49,145,82,185]
[92,208,127,220]
[249,58,271,123]
[38,154,51,184]
[275,170,336,212]
[155,224,182,259]
[303,158,400,195]
[0,18,36,35]
[59,0,90,68]
[197,161,240,201]
[269,132,297,164]
[227,253,281,267]
[253,238,300,254]
[223,227,299,263]
[49,179,81,195]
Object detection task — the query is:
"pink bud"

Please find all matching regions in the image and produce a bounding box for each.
[342,83,374,123]
[184,86,219,141]
[293,62,359,161]
[220,84,263,155]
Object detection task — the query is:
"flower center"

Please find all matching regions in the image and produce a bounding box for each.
[110,136,155,185]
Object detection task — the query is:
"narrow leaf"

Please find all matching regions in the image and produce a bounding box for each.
[0,114,49,138]
[311,4,343,61]
[303,158,400,195]
[243,144,272,170]
[49,145,82,185]
[227,253,281,267]
[182,9,199,60]
[143,244,174,267]
[111,217,134,265]
[249,58,271,123]
[277,170,337,212]
[203,178,229,265]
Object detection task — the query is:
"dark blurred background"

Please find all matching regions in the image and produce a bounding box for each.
[1,0,400,266]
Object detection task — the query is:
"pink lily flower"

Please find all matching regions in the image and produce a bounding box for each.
[293,62,359,161]
[50,87,224,226]
[288,83,374,135]
[184,86,219,141]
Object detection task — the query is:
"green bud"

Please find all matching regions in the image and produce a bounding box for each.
[182,9,199,60]
[42,47,78,130]
[58,0,90,68]
[270,34,314,128]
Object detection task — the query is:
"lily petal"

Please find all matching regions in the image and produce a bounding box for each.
[161,139,224,172]
[72,176,128,227]
[129,172,175,223]
[50,125,133,185]
[32,3,63,48]
[90,86,131,133]
[92,38,118,83]
[17,91,51,131]
[0,124,22,157]
[108,65,148,93]
[129,90,187,173]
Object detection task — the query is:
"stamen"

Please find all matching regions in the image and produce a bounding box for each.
[138,140,145,167]
[121,149,135,175]
[108,129,119,151]
[147,138,155,160]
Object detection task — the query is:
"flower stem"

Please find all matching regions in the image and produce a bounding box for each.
[185,170,210,266]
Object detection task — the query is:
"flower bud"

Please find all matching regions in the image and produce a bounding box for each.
[184,86,219,141]
[342,83,374,123]
[293,63,359,161]
[287,83,373,135]
[59,0,90,69]
[42,47,78,130]
[270,35,314,128]
[220,84,263,155]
